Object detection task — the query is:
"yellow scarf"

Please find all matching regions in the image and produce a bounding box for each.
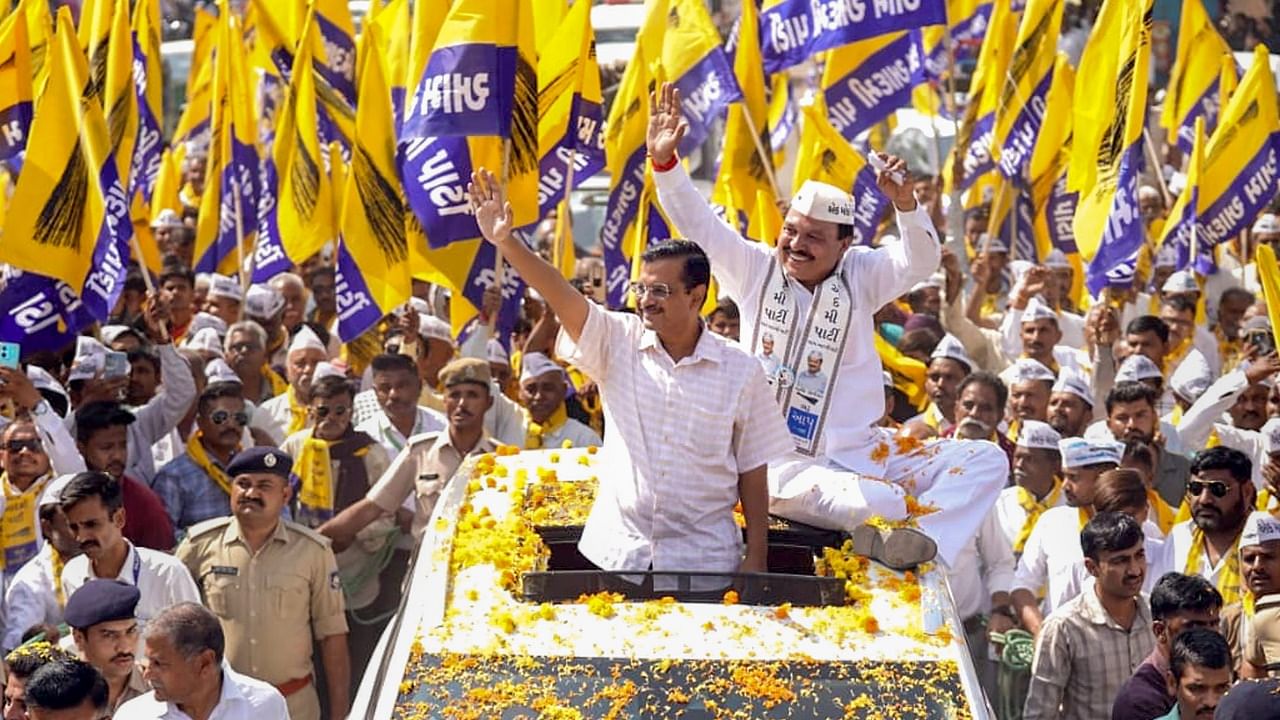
[51,546,66,608]
[1013,479,1063,555]
[1215,327,1241,373]
[1078,506,1091,531]
[1258,489,1278,515]
[566,365,604,436]
[1163,335,1194,375]
[1148,489,1176,535]
[263,364,288,398]
[292,433,335,524]
[524,403,569,450]
[1184,525,1243,605]
[921,403,948,431]
[1,474,50,573]
[185,433,235,497]
[286,387,308,436]
[1005,417,1021,444]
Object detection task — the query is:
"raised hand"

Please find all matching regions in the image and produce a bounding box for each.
[873,152,916,211]
[467,169,514,246]
[142,290,172,344]
[647,82,688,166]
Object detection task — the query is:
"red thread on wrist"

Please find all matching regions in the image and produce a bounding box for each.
[650,153,679,172]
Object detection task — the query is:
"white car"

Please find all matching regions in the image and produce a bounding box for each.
[350,447,991,718]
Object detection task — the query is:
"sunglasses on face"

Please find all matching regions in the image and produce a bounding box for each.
[229,342,260,354]
[313,405,349,419]
[628,282,674,300]
[208,410,249,427]
[1187,480,1231,498]
[5,439,43,454]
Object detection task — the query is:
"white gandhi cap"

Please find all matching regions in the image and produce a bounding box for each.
[790,180,856,224]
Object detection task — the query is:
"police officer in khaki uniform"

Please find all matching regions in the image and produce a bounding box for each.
[320,357,499,550]
[176,446,350,720]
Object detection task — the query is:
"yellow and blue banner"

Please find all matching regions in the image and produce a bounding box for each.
[821,30,924,144]
[1072,0,1154,294]
[713,0,775,236]
[1158,46,1279,274]
[0,7,131,323]
[130,0,164,205]
[0,3,33,170]
[991,0,1065,178]
[534,0,606,221]
[192,4,260,275]
[760,0,945,75]
[335,24,411,342]
[599,34,653,307]
[921,0,992,81]
[949,0,1017,192]
[1159,0,1233,154]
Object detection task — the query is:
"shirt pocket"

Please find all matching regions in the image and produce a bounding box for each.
[204,575,242,619]
[682,393,735,460]
[266,574,310,619]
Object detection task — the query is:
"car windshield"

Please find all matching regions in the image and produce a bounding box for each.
[390,654,972,719]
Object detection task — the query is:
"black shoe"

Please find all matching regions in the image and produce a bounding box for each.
[850,524,937,571]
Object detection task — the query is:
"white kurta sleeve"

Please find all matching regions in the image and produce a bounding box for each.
[1177,369,1249,450]
[849,207,941,310]
[652,163,772,302]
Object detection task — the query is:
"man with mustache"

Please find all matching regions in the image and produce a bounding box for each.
[999,292,1088,377]
[152,382,249,530]
[1157,629,1233,720]
[1023,512,1153,720]
[1095,382,1193,507]
[1238,510,1280,677]
[58,472,200,627]
[73,402,174,551]
[516,353,601,450]
[644,83,1007,568]
[1048,368,1095,438]
[321,358,500,547]
[251,326,329,444]
[1159,447,1256,609]
[947,372,1015,469]
[178,447,350,720]
[903,334,971,438]
[1003,358,1055,427]
[64,579,147,714]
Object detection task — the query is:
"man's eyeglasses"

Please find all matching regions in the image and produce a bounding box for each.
[228,342,260,354]
[313,405,349,419]
[5,439,43,454]
[628,282,674,300]
[209,410,250,427]
[1187,480,1230,498]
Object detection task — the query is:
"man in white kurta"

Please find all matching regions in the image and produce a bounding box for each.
[649,83,1007,567]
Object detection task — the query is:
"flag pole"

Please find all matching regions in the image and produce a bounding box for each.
[131,233,155,294]
[942,26,965,248]
[741,109,782,199]
[232,174,248,293]
[491,138,511,330]
[1141,128,1173,209]
[558,147,577,277]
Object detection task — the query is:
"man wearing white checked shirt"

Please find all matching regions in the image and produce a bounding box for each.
[466,169,794,590]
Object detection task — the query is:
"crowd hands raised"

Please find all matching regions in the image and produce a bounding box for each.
[1,73,1280,720]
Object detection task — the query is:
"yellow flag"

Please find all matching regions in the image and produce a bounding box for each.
[0,1,33,165]
[2,0,51,95]
[1,7,131,319]
[1071,0,1154,293]
[103,0,138,189]
[337,22,411,341]
[947,0,1018,192]
[1258,244,1280,338]
[712,0,775,235]
[272,10,334,266]
[1159,0,1232,153]
[534,0,569,55]
[793,103,892,247]
[991,0,1065,177]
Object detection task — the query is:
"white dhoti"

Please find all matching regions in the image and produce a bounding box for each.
[769,428,1009,567]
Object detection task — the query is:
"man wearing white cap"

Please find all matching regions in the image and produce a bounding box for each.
[950,420,1063,674]
[647,81,1007,569]
[999,293,1089,378]
[1116,353,1166,396]
[1042,250,1084,322]
[486,339,513,396]
[1011,437,1123,633]
[1048,368,1094,438]
[251,326,329,444]
[202,275,242,327]
[904,334,972,438]
[905,274,944,319]
[1239,510,1280,677]
[223,321,282,405]
[1165,346,1214,424]
[1,474,77,652]
[1159,288,1221,378]
[243,284,291,369]
[517,353,600,450]
[1002,358,1056,431]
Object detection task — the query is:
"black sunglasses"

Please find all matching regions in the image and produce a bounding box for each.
[5,439,43,454]
[1187,480,1230,498]
[209,410,250,427]
[313,405,349,419]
